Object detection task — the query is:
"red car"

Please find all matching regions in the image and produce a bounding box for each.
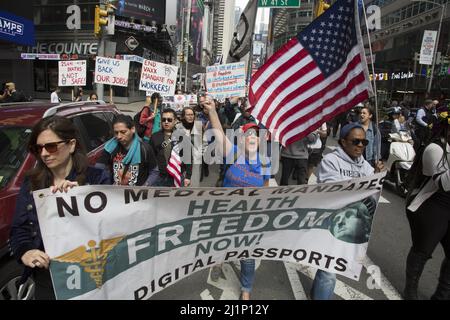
[0,100,121,299]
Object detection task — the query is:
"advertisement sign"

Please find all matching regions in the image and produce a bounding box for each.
[58,60,87,87]
[94,57,130,87]
[0,10,35,46]
[419,30,437,65]
[116,0,166,24]
[139,59,178,96]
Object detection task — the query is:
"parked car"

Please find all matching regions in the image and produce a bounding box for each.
[0,100,121,299]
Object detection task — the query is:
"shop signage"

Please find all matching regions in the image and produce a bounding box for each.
[21,53,60,60]
[0,10,35,46]
[125,36,139,51]
[30,42,98,55]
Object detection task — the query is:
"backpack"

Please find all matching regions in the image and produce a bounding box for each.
[134,106,149,138]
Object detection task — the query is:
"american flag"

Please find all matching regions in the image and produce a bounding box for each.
[249,0,372,146]
[166,143,182,187]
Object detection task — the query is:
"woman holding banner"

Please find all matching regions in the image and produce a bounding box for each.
[9,116,110,299]
[202,96,271,300]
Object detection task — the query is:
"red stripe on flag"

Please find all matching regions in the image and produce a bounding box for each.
[268,54,363,131]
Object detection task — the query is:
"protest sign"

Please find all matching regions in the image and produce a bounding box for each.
[34,173,385,300]
[94,57,130,87]
[206,62,246,100]
[58,60,86,87]
[139,59,178,96]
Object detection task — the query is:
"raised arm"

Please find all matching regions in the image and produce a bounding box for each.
[202,97,233,157]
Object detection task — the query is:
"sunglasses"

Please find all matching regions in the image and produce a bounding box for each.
[31,140,69,154]
[348,138,369,146]
[162,118,174,123]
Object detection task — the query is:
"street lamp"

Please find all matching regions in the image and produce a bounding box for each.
[412,0,447,95]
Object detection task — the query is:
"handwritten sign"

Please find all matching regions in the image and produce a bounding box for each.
[94,57,130,87]
[206,62,246,99]
[58,60,86,86]
[139,59,178,96]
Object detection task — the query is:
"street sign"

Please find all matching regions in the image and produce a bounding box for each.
[258,0,301,7]
[125,36,139,51]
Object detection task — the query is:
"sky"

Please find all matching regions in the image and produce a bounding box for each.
[235,0,270,29]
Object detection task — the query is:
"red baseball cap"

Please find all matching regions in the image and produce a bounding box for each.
[241,123,259,133]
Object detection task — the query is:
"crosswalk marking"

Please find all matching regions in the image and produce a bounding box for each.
[284,262,308,300]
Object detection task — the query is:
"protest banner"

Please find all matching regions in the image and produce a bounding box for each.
[419,30,437,65]
[139,59,178,96]
[206,62,246,100]
[58,60,86,87]
[34,173,385,300]
[94,57,130,87]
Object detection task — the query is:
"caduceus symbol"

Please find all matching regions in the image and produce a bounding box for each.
[54,236,124,288]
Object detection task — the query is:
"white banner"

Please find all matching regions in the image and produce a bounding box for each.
[206,62,246,100]
[34,173,385,300]
[420,30,437,65]
[94,57,130,87]
[139,59,178,96]
[58,60,86,87]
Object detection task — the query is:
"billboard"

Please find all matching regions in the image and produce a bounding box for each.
[116,0,166,24]
[188,0,202,65]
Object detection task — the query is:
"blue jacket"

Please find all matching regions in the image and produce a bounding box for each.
[9,166,110,266]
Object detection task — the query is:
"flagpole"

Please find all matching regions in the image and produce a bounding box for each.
[361,0,381,160]
[246,32,255,95]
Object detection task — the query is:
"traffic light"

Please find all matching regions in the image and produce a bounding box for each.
[94,6,108,36]
[178,52,184,63]
[94,4,116,36]
[315,0,330,18]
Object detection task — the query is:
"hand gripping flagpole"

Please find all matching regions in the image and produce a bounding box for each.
[361,0,381,162]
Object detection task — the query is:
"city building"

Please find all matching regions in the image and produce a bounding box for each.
[1,0,175,102]
[363,0,449,106]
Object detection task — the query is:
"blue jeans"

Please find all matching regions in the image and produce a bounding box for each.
[311,270,336,300]
[240,259,255,293]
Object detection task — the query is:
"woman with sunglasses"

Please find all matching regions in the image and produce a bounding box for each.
[311,122,384,300]
[202,97,271,300]
[9,116,111,299]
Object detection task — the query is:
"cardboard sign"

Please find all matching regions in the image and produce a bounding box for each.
[206,62,246,99]
[139,59,178,96]
[58,60,86,86]
[94,57,130,87]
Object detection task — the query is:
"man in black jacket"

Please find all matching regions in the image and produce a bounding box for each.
[150,108,191,186]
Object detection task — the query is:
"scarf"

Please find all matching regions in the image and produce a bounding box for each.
[152,108,161,134]
[104,133,141,165]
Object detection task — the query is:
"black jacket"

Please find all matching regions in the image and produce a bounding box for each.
[9,167,110,281]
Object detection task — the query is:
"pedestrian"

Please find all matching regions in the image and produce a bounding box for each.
[73,87,83,102]
[150,108,190,187]
[175,106,202,187]
[280,132,317,186]
[202,96,271,300]
[307,123,328,181]
[310,122,384,300]
[50,87,61,103]
[88,93,98,101]
[97,114,157,186]
[0,82,27,102]
[359,106,381,167]
[9,116,111,299]
[414,99,437,150]
[404,104,450,300]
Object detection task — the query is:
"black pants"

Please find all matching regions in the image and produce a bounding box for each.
[33,269,56,300]
[406,195,450,259]
[280,157,308,186]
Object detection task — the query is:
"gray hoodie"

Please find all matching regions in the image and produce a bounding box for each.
[317,146,374,183]
[281,132,317,160]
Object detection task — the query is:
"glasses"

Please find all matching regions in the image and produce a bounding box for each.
[162,118,174,123]
[244,129,259,137]
[348,138,369,146]
[31,140,69,154]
